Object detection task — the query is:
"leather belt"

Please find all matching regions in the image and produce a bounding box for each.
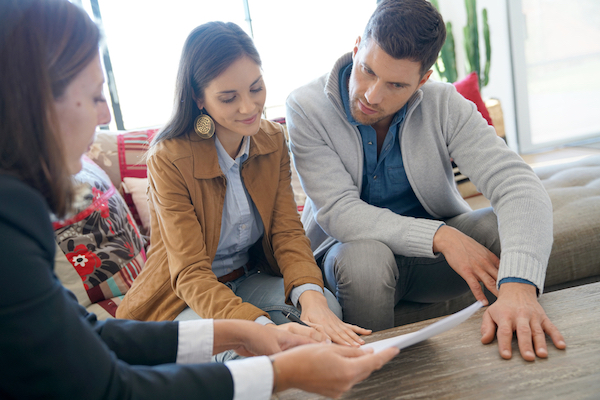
[217,263,255,283]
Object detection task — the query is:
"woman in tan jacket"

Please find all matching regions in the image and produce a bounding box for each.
[117,21,369,347]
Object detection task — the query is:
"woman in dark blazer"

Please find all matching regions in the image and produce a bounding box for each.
[0,1,398,399]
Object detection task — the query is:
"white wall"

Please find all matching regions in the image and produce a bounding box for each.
[436,0,519,151]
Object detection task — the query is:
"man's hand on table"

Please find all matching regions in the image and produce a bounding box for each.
[481,282,566,361]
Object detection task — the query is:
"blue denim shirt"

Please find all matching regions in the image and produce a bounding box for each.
[339,63,432,219]
[213,136,322,308]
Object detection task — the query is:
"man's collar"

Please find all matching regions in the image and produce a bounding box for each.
[324,52,354,120]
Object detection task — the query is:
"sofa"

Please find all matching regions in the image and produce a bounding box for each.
[60,72,599,324]
[66,118,600,325]
[391,153,600,326]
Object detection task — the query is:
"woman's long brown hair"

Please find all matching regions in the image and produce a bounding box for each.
[0,0,100,217]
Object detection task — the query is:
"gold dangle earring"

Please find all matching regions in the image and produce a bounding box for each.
[194,109,215,139]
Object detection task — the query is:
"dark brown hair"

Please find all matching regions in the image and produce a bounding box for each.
[0,0,100,217]
[363,0,446,76]
[152,21,261,145]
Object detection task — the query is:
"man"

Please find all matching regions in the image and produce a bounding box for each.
[286,0,565,361]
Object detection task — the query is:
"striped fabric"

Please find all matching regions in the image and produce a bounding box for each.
[117,130,157,231]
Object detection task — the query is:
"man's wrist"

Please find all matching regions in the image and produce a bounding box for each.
[432,224,451,254]
[498,281,538,298]
[498,277,535,287]
[498,277,539,296]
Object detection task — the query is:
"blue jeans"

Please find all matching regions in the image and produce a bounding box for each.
[175,268,342,362]
[322,207,501,332]
[176,268,341,323]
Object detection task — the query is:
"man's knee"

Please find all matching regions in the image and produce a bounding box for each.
[323,240,398,292]
[446,208,501,257]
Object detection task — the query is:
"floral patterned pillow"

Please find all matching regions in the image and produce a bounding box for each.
[53,156,146,319]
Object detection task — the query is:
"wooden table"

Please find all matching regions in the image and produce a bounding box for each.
[274,282,600,400]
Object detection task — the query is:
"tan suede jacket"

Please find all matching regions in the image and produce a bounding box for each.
[117,120,324,322]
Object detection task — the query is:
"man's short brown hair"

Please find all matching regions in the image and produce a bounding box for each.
[362,0,446,76]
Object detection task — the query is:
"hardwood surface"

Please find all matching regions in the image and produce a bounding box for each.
[274,282,600,400]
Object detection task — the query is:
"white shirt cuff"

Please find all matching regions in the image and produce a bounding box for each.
[176,319,214,364]
[225,355,273,400]
[291,284,324,307]
[255,316,274,325]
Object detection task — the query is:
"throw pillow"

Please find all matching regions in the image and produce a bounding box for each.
[451,72,494,199]
[53,156,146,318]
[122,177,150,232]
[453,71,493,126]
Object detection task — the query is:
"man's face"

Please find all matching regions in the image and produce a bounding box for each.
[348,37,431,129]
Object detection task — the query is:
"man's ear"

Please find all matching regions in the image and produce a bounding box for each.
[352,36,362,59]
[417,70,433,90]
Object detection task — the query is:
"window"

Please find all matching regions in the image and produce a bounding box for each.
[509,0,600,152]
[78,0,377,130]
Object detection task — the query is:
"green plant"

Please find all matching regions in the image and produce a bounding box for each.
[432,0,491,88]
[431,0,458,83]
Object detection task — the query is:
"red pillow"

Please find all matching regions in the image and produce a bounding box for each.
[453,72,493,126]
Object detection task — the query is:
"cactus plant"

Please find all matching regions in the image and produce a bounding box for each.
[432,0,491,88]
[464,0,491,88]
[431,0,458,83]
[481,8,491,87]
[434,20,458,83]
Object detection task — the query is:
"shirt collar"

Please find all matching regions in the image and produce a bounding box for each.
[215,135,250,173]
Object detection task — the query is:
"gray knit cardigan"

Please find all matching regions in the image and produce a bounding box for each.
[286,53,553,292]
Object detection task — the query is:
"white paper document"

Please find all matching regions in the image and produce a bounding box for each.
[362,301,483,353]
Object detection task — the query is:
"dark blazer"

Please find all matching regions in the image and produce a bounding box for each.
[0,174,234,399]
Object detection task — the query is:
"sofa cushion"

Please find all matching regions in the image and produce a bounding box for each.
[534,154,600,290]
[394,154,600,326]
[53,156,146,318]
[122,177,150,231]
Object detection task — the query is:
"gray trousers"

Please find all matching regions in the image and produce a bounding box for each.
[322,207,501,332]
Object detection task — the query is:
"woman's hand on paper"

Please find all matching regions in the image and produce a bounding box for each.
[299,290,371,347]
[267,320,329,343]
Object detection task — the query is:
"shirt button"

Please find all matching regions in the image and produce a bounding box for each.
[373,175,377,180]
[368,141,373,145]
[241,224,247,229]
